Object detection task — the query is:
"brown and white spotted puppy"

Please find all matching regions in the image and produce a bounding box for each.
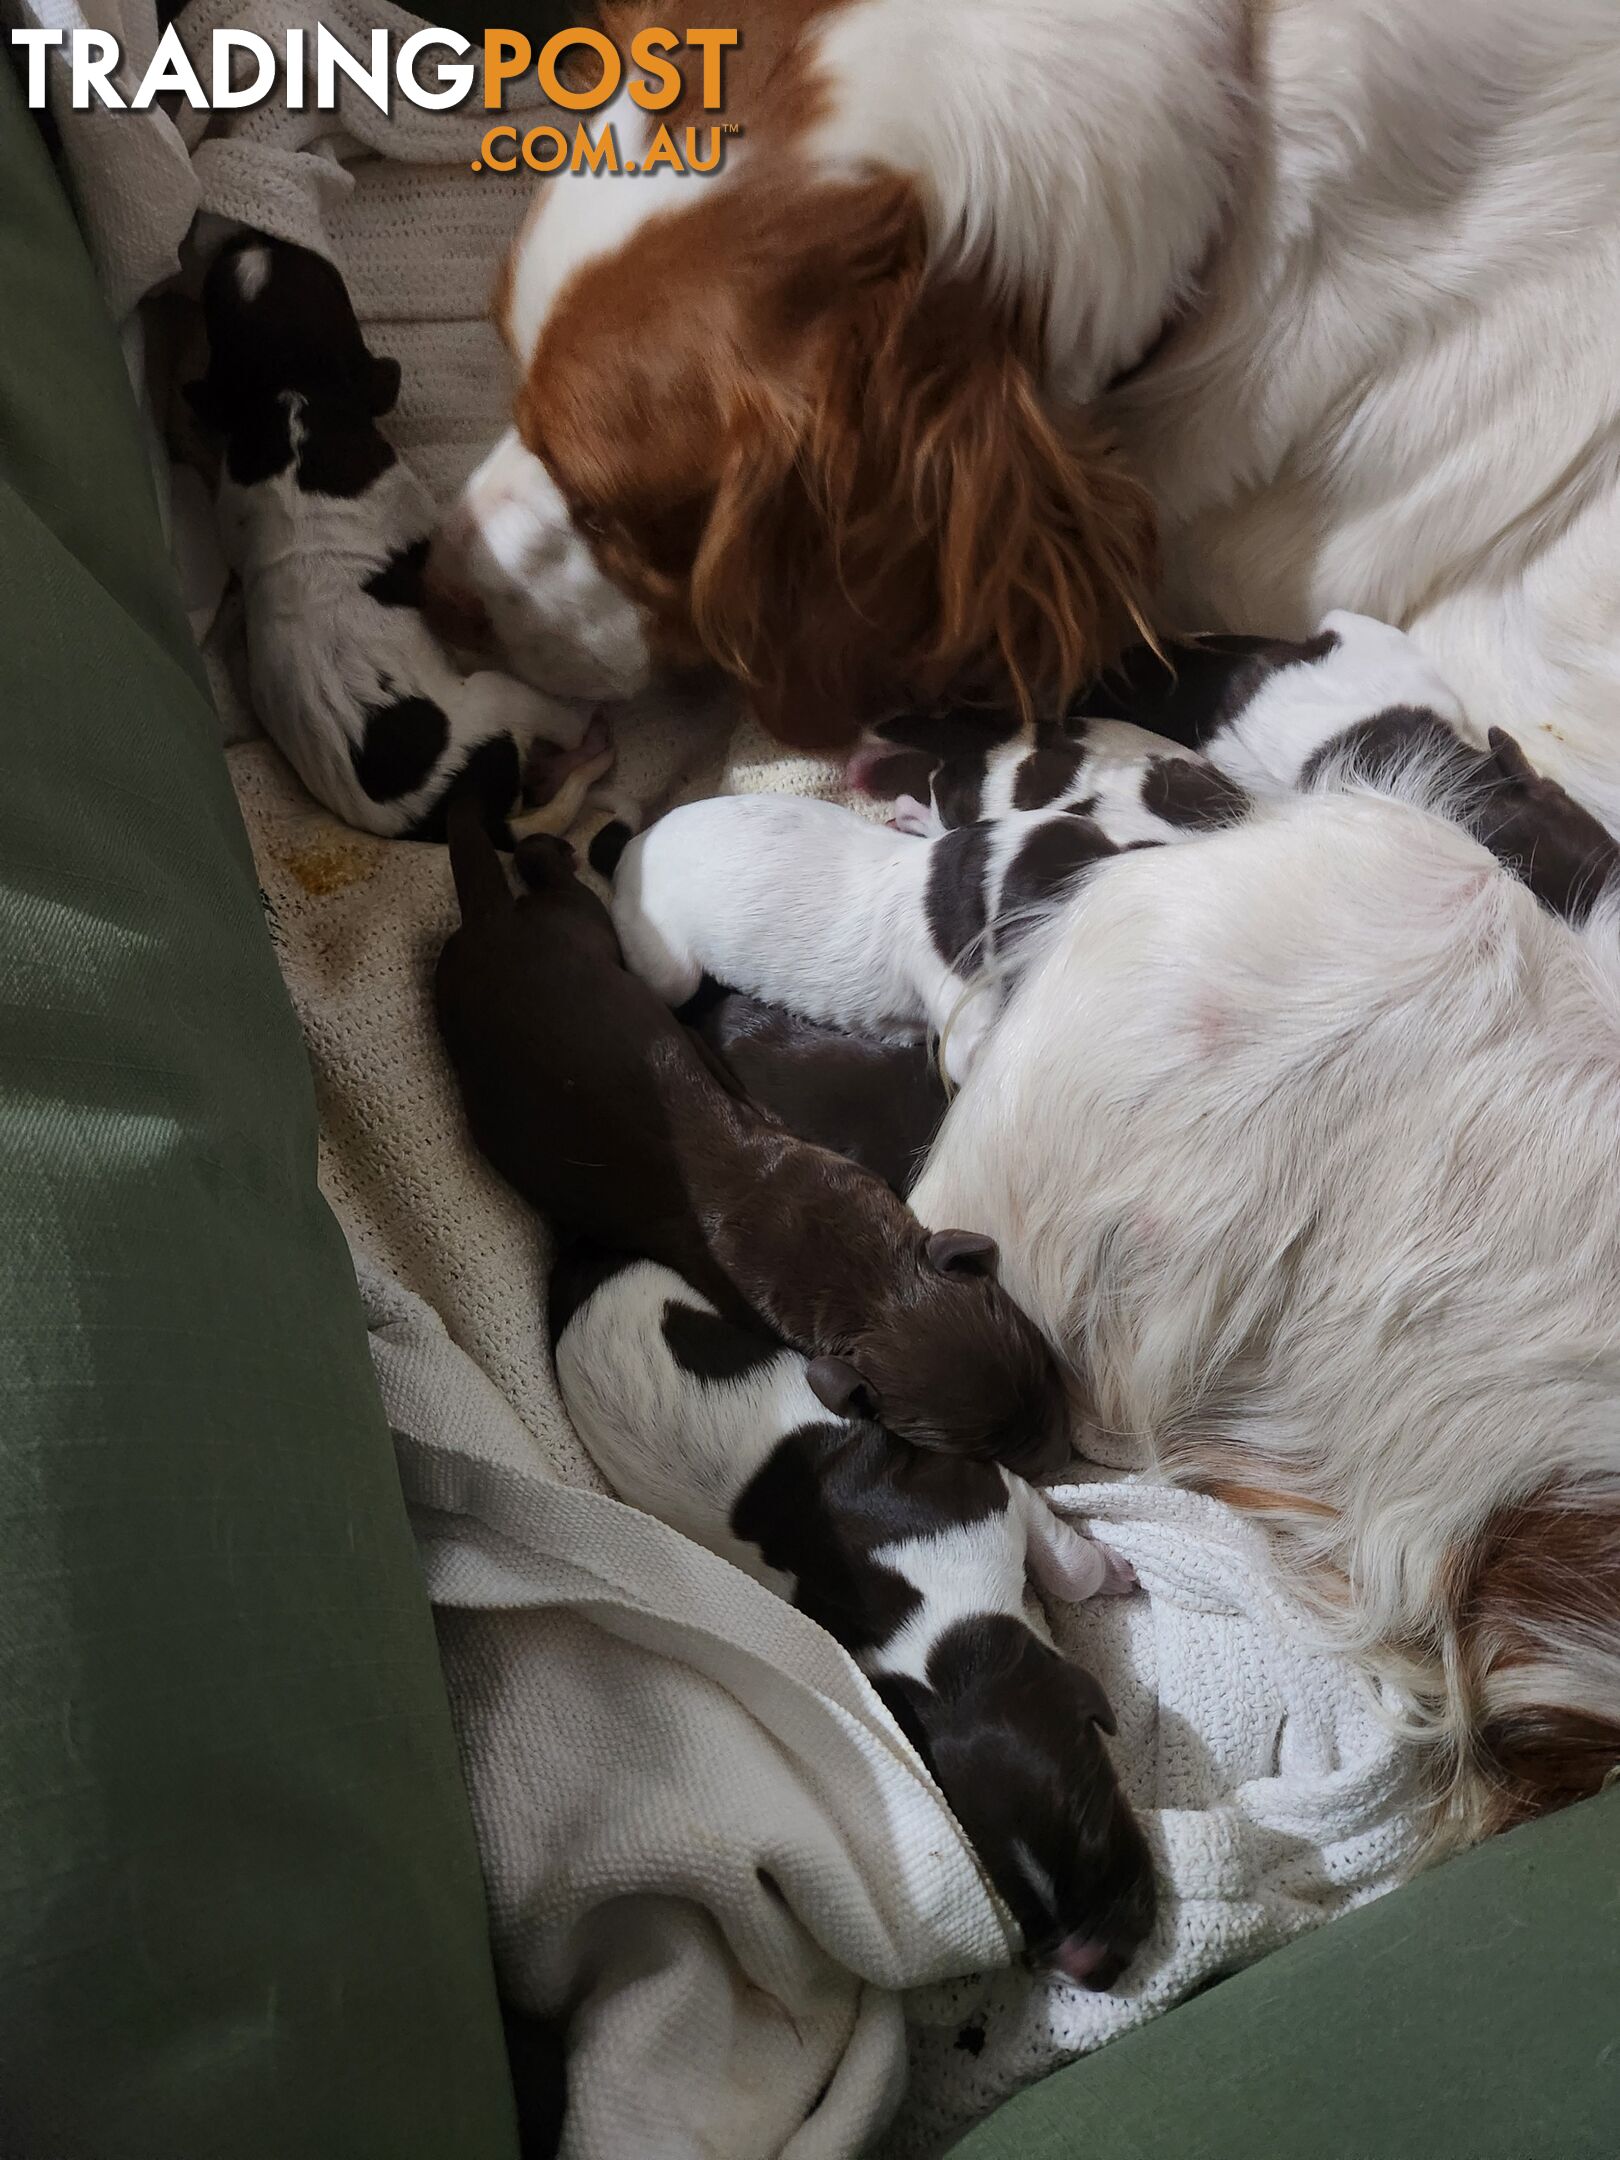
[853,703,1250,849]
[611,792,1121,1087]
[190,234,607,841]
[435,806,1071,1475]
[552,1251,1155,1990]
[855,609,1620,922]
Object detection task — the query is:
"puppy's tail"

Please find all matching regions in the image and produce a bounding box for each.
[445,792,513,926]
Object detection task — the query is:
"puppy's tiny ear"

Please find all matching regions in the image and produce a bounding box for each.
[1487,727,1536,785]
[368,354,403,416]
[806,1356,879,1422]
[925,1228,999,1278]
[1070,1667,1117,1735]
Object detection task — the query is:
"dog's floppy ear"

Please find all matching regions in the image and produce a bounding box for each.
[925,1229,999,1277]
[806,1356,879,1422]
[690,173,1155,751]
[367,354,403,416]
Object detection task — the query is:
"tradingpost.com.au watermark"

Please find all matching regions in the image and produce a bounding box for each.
[10,22,742,177]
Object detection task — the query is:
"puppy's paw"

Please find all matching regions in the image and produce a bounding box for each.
[1091,1543,1139,1597]
[1025,1511,1134,1603]
[889,793,939,837]
[523,709,614,808]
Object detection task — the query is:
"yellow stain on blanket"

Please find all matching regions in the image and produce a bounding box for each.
[281,828,386,897]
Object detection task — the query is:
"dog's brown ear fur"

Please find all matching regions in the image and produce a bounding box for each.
[689,175,1158,749]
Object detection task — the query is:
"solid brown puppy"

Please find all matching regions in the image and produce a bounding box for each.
[434,805,1069,1474]
[687,988,947,1197]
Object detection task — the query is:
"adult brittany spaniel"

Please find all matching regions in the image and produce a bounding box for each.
[431,0,1620,831]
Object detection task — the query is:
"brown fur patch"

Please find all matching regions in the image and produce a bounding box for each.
[1204,1478,1337,1521]
[1461,1491,1620,1833]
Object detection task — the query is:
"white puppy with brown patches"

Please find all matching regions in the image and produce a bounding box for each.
[551,1250,1153,1990]
[192,235,606,839]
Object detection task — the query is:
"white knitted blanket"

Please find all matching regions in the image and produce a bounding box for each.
[49,5,1425,2148]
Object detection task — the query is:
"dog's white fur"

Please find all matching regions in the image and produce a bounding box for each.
[910,767,1620,1845]
[462,0,1620,832]
[425,428,651,703]
[553,1258,1131,1669]
[805,0,1247,404]
[1102,0,1620,830]
[218,414,597,837]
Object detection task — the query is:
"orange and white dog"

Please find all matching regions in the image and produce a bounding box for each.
[433,0,1620,831]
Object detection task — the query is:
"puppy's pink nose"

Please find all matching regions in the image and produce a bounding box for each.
[1047,1934,1117,1989]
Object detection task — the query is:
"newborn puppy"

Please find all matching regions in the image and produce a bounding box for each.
[1148,614,1620,919]
[878,613,1462,810]
[859,712,1248,848]
[190,234,609,839]
[553,1254,1154,1988]
[856,610,1620,922]
[611,794,1120,1086]
[687,988,946,1196]
[435,806,1069,1473]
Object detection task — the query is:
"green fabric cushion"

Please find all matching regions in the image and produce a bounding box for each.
[0,64,516,2160]
[955,1787,1620,2159]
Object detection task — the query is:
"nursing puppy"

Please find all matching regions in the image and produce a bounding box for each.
[191,235,607,840]
[858,711,1246,848]
[856,611,1457,835]
[688,989,945,1197]
[612,795,1120,1085]
[553,1253,1153,1988]
[861,609,1620,921]
[435,807,1069,1473]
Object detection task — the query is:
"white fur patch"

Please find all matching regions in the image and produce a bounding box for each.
[432,428,651,702]
[233,243,271,303]
[866,1514,1027,1687]
[1205,611,1470,798]
[804,0,1248,394]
